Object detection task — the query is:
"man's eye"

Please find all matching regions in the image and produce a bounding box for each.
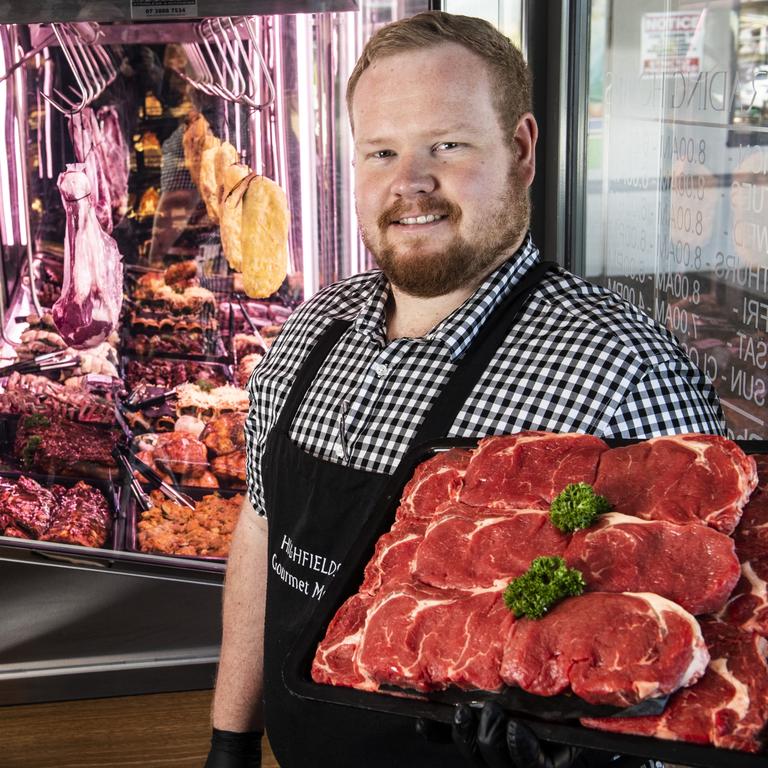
[434,142,460,151]
[371,150,394,159]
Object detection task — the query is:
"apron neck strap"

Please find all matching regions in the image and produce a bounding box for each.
[273,318,352,434]
[411,260,558,446]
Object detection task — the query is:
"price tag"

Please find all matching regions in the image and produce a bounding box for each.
[131,0,199,19]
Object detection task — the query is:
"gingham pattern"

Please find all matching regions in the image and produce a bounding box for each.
[245,236,725,515]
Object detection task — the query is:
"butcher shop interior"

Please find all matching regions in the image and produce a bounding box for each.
[2,0,768,766]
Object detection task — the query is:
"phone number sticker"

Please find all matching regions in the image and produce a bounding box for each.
[131,0,198,19]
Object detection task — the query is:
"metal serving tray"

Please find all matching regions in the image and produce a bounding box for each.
[124,484,245,563]
[284,437,768,768]
[123,436,247,492]
[120,353,233,393]
[117,354,235,437]
[0,469,124,555]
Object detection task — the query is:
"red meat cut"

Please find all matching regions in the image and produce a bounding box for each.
[0,476,57,537]
[718,557,768,637]
[68,108,112,232]
[97,106,130,224]
[594,435,757,534]
[732,458,768,562]
[359,517,428,594]
[718,453,768,636]
[500,592,709,707]
[412,504,568,590]
[353,584,514,693]
[460,432,609,510]
[581,618,768,753]
[41,481,111,548]
[564,513,741,615]
[312,592,377,691]
[395,447,471,521]
[52,166,124,349]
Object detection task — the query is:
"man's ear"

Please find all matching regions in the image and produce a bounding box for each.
[513,113,537,188]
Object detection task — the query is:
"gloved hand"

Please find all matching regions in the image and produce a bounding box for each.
[451,703,652,768]
[203,728,262,768]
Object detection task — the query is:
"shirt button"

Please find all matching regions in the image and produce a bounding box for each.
[373,362,388,377]
[334,444,345,459]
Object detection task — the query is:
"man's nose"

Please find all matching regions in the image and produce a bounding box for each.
[390,155,437,197]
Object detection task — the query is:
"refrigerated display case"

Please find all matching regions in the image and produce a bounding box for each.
[0,0,435,706]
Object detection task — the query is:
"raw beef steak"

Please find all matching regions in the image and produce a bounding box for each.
[312,592,377,691]
[594,435,757,534]
[718,557,768,637]
[460,432,609,510]
[396,448,472,521]
[564,513,740,615]
[500,592,709,706]
[412,504,568,590]
[355,584,514,693]
[733,461,768,562]
[581,618,768,753]
[359,518,428,594]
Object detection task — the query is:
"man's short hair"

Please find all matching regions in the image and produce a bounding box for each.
[346,11,532,145]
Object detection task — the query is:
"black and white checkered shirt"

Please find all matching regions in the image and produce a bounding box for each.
[245,236,724,515]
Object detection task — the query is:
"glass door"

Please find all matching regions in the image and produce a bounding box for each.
[578,0,768,440]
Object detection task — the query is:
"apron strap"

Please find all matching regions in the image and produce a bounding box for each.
[411,260,558,446]
[273,318,352,434]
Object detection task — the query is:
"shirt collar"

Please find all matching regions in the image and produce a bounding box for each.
[352,271,391,345]
[352,233,541,359]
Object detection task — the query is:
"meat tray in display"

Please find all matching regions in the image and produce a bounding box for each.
[130,412,247,489]
[13,416,119,479]
[310,431,768,755]
[0,474,112,548]
[134,489,244,558]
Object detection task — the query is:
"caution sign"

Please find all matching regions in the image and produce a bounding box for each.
[641,11,704,76]
[131,0,199,19]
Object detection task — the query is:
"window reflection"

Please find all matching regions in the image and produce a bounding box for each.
[585,1,768,439]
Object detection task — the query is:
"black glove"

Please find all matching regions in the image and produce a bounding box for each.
[451,702,641,768]
[203,728,262,768]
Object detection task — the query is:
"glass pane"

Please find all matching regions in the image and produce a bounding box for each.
[585,0,768,440]
[442,1,523,47]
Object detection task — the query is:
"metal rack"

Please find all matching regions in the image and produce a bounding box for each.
[0,22,118,115]
[173,16,275,112]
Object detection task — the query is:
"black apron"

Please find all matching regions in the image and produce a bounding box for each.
[262,261,556,767]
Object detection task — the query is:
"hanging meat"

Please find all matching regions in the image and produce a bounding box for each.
[52,165,124,349]
[68,108,112,233]
[97,106,130,224]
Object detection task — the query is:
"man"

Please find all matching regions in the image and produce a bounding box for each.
[205,11,724,768]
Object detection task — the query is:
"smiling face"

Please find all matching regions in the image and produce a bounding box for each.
[352,42,535,298]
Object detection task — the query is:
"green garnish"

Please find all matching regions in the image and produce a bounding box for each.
[503,556,585,619]
[549,482,611,533]
[23,414,50,429]
[20,435,42,468]
[196,379,214,392]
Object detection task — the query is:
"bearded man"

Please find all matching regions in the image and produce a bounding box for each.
[204,11,724,768]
